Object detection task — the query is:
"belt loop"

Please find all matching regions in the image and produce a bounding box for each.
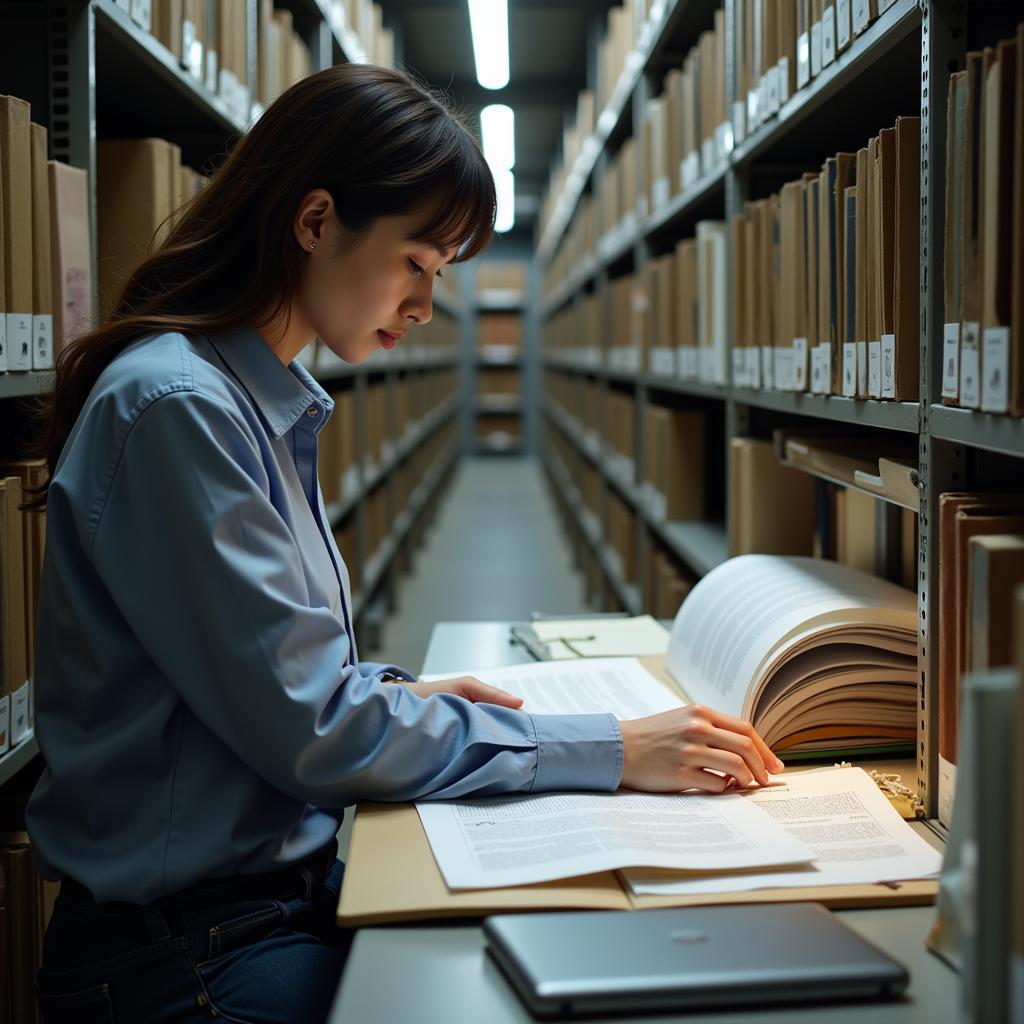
[144,901,172,942]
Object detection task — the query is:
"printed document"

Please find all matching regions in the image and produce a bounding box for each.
[416,790,815,890]
[625,766,942,895]
[419,656,685,719]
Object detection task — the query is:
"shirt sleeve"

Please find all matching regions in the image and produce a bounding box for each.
[89,388,623,806]
[358,661,417,683]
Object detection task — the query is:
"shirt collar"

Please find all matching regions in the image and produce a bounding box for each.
[206,328,334,439]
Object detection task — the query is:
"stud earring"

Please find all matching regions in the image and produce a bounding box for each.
[307,240,317,250]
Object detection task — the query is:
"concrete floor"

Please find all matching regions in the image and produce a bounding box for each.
[359,454,594,676]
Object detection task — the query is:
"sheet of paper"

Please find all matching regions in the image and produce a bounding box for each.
[666,555,917,719]
[416,790,815,890]
[625,767,943,896]
[531,615,670,659]
[419,657,685,720]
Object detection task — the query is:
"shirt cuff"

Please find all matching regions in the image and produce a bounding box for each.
[528,713,624,793]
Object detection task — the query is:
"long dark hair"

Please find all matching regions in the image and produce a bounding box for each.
[24,63,495,511]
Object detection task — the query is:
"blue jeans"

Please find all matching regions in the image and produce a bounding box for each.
[34,845,352,1023]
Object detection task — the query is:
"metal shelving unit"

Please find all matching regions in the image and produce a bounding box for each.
[535,0,1020,828]
[0,731,38,788]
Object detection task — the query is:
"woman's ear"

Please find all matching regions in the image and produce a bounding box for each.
[293,188,335,252]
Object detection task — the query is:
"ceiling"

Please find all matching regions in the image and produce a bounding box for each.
[380,0,618,242]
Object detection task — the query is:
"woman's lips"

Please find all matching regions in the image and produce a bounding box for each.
[377,329,400,349]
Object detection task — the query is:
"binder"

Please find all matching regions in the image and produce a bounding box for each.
[30,123,53,370]
[943,72,967,402]
[336,656,938,927]
[47,160,93,355]
[891,117,920,401]
[967,535,1024,673]
[1013,25,1024,416]
[0,96,33,372]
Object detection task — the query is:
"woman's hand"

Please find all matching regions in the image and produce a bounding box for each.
[399,675,525,709]
[619,704,783,793]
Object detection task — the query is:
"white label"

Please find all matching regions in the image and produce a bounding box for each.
[700,137,715,175]
[792,337,809,390]
[747,88,759,130]
[822,7,837,64]
[880,333,896,398]
[32,314,54,369]
[836,0,851,49]
[851,0,870,35]
[797,32,811,88]
[777,58,790,105]
[764,68,780,116]
[842,342,857,396]
[678,347,698,379]
[681,151,700,190]
[219,68,235,103]
[10,681,30,745]
[7,313,32,370]
[772,348,792,391]
[130,0,151,30]
[867,340,882,397]
[761,346,775,389]
[732,348,747,386]
[182,20,203,78]
[732,100,745,145]
[959,322,981,408]
[810,22,822,77]
[636,193,649,220]
[745,348,761,387]
[0,695,8,755]
[941,322,960,398]
[624,346,640,373]
[206,49,218,94]
[822,343,833,392]
[652,176,671,210]
[856,340,868,396]
[650,346,675,376]
[980,326,1010,413]
[938,754,956,828]
[810,346,826,392]
[0,314,7,371]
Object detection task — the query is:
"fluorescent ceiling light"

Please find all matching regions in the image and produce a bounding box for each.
[493,169,515,233]
[480,104,515,171]
[468,0,509,90]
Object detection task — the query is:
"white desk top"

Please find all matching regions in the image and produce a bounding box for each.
[330,620,960,1024]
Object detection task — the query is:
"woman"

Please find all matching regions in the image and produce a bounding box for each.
[24,65,782,1023]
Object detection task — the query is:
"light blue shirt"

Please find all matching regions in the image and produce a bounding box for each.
[26,328,624,904]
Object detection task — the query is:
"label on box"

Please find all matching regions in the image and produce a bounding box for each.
[732,349,746,386]
[842,342,857,396]
[938,755,956,829]
[0,695,8,755]
[772,348,791,391]
[700,137,715,175]
[219,68,236,103]
[761,346,775,389]
[941,322,961,398]
[130,0,151,30]
[792,337,809,390]
[11,681,30,745]
[810,346,826,392]
[678,347,698,379]
[32,314,53,369]
[822,344,833,392]
[650,346,675,376]
[959,322,981,408]
[7,313,32,370]
[747,88,759,130]
[652,176,671,210]
[822,6,837,64]
[764,68,779,116]
[624,346,641,373]
[980,326,1010,413]
[797,32,811,88]
[0,315,6,371]
[778,58,791,105]
[182,19,203,78]
[880,333,896,398]
[856,340,868,396]
[747,347,762,388]
[836,0,852,49]
[732,100,746,145]
[851,0,870,35]
[681,151,700,190]
[206,49,218,93]
[867,340,882,397]
[810,21,823,77]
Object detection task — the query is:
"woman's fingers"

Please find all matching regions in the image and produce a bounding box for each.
[689,744,756,788]
[677,767,731,794]
[706,710,784,775]
[456,678,524,708]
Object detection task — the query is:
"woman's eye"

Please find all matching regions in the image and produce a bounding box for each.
[408,258,425,276]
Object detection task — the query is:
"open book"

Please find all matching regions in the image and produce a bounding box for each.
[666,555,917,758]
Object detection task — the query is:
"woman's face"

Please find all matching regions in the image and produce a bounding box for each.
[295,197,456,365]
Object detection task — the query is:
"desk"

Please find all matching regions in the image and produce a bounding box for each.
[330,621,960,1024]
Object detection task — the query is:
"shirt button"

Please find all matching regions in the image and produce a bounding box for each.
[306,406,319,418]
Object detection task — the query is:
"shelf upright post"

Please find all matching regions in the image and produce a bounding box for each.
[50,0,98,320]
[918,0,965,824]
[522,258,541,455]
